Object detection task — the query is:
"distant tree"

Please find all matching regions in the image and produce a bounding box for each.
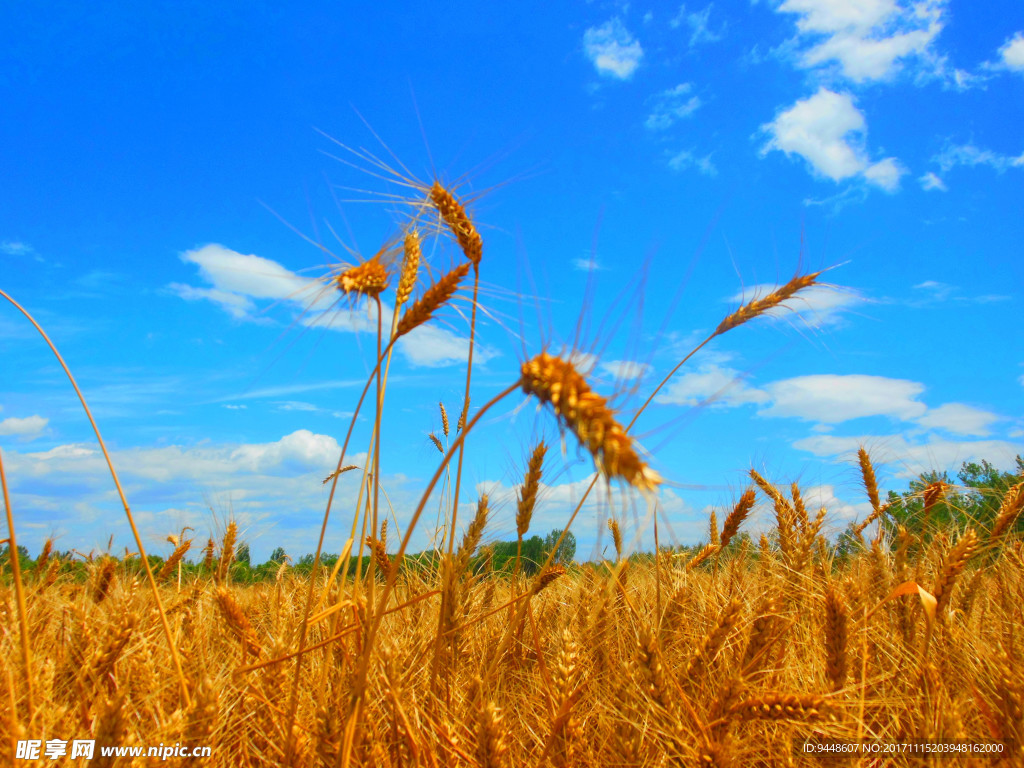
[269,547,288,564]
[881,456,1024,541]
[236,544,251,566]
[543,529,577,565]
[0,544,32,570]
[519,535,545,575]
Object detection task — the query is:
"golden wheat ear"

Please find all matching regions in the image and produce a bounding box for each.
[715,271,823,336]
[520,351,661,491]
[430,181,483,267]
[336,253,391,299]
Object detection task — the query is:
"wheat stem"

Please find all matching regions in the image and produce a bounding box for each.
[0,289,190,706]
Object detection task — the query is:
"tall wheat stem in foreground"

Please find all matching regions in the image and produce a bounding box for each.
[286,263,471,763]
[430,181,483,559]
[0,289,190,705]
[339,381,519,768]
[0,449,33,722]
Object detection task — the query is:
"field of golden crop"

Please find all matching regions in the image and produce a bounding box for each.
[2,149,1023,766]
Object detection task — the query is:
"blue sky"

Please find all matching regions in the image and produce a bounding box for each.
[2,0,1022,563]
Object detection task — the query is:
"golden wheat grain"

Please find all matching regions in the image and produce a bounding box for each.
[92,557,116,603]
[396,229,421,306]
[740,595,782,676]
[687,597,743,683]
[430,181,483,267]
[521,352,661,491]
[607,517,623,561]
[549,627,583,768]
[201,538,215,571]
[516,442,546,540]
[685,542,720,570]
[322,464,358,485]
[217,521,237,582]
[158,539,192,581]
[455,495,489,574]
[932,527,979,617]
[990,481,1024,540]
[715,271,822,335]
[214,586,261,658]
[336,253,390,298]
[531,564,567,595]
[823,584,848,691]
[475,696,510,768]
[858,447,881,514]
[91,691,126,768]
[721,488,755,548]
[439,402,450,438]
[395,262,471,338]
[729,693,833,722]
[32,538,52,579]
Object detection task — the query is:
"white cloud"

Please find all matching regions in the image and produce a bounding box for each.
[668,149,718,176]
[276,401,319,412]
[572,256,605,272]
[727,281,861,326]
[670,4,724,46]
[776,0,946,82]
[862,157,906,192]
[599,360,653,382]
[1,241,43,261]
[229,429,341,475]
[180,244,315,302]
[223,404,247,410]
[583,19,644,79]
[0,415,49,441]
[909,280,1010,306]
[760,89,902,191]
[760,374,927,423]
[172,243,488,368]
[568,351,598,376]
[792,433,1024,479]
[169,284,256,319]
[654,362,770,408]
[646,83,702,130]
[932,143,1024,174]
[762,89,868,181]
[998,32,1024,72]
[915,403,1001,437]
[397,323,497,368]
[913,280,953,301]
[919,171,947,191]
[0,432,386,562]
[801,484,870,523]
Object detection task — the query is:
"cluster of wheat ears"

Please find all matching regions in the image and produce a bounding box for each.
[2,147,1024,767]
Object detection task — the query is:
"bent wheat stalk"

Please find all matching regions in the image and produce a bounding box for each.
[0,289,190,705]
[0,449,33,720]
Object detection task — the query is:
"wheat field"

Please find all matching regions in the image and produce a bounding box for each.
[2,160,1023,767]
